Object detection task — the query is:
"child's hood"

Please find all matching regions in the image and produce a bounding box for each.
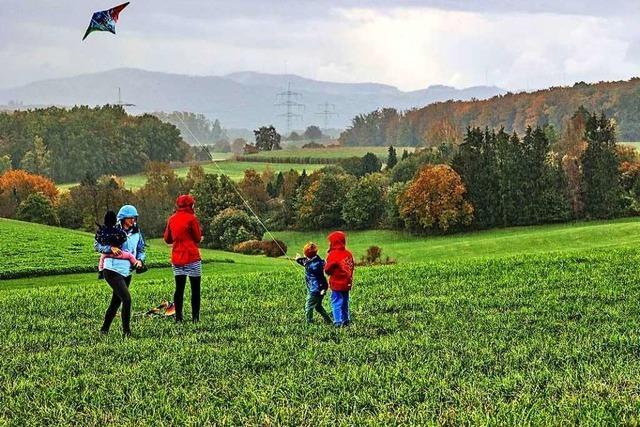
[328,231,346,251]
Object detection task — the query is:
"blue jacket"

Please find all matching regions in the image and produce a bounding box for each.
[95,225,146,277]
[296,255,328,295]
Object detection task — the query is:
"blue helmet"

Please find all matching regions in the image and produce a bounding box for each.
[117,204,139,221]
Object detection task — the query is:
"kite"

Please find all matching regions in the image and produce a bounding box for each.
[82,2,130,41]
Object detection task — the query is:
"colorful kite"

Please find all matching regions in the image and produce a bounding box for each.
[82,2,130,41]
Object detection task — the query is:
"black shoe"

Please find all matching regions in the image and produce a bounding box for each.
[192,317,200,323]
[123,330,132,337]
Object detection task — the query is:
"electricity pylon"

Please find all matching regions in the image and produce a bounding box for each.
[275,83,304,134]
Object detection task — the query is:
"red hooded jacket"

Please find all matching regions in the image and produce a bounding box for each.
[163,195,202,266]
[324,231,354,291]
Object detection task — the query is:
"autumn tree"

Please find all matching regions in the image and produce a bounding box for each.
[398,164,473,232]
[0,169,58,218]
[239,169,269,213]
[423,118,462,147]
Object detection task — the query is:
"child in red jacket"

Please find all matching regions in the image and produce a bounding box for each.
[164,194,203,322]
[324,231,354,327]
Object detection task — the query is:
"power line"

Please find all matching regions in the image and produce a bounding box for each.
[315,102,338,130]
[275,82,304,134]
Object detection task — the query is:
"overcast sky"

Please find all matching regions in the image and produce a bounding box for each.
[1,0,639,91]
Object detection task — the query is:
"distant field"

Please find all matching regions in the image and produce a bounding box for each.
[6,215,640,280]
[0,218,287,279]
[59,160,324,191]
[274,217,640,263]
[244,146,415,161]
[622,142,640,151]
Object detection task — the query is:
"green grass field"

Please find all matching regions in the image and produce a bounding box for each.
[4,218,640,423]
[0,218,288,279]
[57,146,412,191]
[622,141,640,151]
[244,146,415,160]
[59,160,323,191]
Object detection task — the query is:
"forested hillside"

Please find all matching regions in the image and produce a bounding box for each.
[0,105,189,183]
[340,78,640,146]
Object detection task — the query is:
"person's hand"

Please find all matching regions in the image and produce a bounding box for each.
[134,260,143,268]
[295,253,302,259]
[111,247,122,255]
[320,289,326,296]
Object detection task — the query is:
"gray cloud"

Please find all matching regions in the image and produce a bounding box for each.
[0,1,639,91]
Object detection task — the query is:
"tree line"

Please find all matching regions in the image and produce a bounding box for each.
[1,108,637,254]
[0,105,190,183]
[340,78,640,147]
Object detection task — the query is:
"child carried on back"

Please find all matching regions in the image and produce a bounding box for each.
[296,242,332,324]
[95,211,137,279]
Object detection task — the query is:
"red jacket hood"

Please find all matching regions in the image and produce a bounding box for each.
[176,195,195,213]
[328,231,346,251]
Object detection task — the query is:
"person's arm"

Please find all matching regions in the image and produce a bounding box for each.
[324,254,337,276]
[295,257,307,267]
[163,220,173,245]
[190,217,203,243]
[109,250,138,265]
[136,231,146,262]
[94,240,114,255]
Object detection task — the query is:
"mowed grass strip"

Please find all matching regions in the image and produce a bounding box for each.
[243,146,416,161]
[58,160,324,191]
[2,250,640,424]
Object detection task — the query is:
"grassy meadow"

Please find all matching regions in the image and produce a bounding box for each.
[243,146,415,160]
[58,160,324,191]
[4,218,640,423]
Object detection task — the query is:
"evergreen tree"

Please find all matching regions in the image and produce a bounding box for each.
[361,152,382,175]
[581,113,621,219]
[401,150,409,160]
[386,145,398,169]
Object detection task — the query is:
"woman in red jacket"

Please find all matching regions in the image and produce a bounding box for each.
[164,194,203,322]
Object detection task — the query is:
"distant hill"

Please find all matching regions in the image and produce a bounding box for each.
[0,68,505,131]
[402,78,640,141]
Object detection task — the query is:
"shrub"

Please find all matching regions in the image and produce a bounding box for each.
[16,192,59,225]
[262,239,288,258]
[207,208,264,250]
[233,240,264,255]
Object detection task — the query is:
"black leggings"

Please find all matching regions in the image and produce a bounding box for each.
[174,275,201,322]
[102,270,132,334]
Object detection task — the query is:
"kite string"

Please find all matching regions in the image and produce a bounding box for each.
[172,112,299,273]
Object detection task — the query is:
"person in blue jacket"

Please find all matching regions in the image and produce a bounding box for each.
[296,242,332,324]
[94,204,146,336]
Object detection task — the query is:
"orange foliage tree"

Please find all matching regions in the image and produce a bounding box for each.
[398,164,473,232]
[0,169,58,217]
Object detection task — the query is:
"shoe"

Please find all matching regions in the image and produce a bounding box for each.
[123,330,131,337]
